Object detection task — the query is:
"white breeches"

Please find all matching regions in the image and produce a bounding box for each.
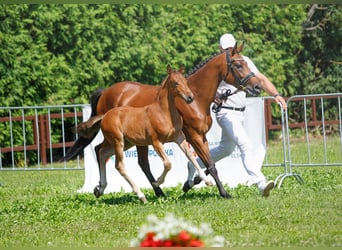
[188,109,266,186]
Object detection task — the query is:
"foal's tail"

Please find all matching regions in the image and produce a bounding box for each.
[59,89,104,162]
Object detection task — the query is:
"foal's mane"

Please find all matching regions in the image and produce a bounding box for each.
[185,51,222,78]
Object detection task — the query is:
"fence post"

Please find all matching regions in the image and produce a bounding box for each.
[274,100,305,188]
[38,114,48,165]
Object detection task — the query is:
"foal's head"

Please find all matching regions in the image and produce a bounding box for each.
[224,43,261,96]
[166,65,194,104]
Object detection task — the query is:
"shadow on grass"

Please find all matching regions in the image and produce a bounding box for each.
[67,186,230,206]
[69,192,145,206]
[65,183,270,206]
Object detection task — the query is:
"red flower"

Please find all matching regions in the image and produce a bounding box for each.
[178,230,191,242]
[189,239,205,247]
[140,232,161,247]
[162,240,174,247]
[139,230,205,247]
[146,232,155,240]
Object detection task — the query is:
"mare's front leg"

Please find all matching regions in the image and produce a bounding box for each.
[175,134,213,187]
[183,132,232,199]
[94,142,111,198]
[136,146,165,197]
[151,142,171,187]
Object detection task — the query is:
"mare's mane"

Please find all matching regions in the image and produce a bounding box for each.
[185,51,221,78]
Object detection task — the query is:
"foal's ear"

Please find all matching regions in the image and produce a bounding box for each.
[179,65,185,75]
[167,64,172,74]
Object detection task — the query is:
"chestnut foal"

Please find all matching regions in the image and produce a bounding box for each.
[92,65,212,202]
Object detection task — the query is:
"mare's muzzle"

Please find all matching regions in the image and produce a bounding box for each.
[245,84,262,96]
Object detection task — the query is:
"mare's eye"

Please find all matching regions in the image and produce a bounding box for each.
[235,63,243,69]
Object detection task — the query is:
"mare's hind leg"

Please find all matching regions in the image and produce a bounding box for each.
[137,146,165,197]
[94,141,112,198]
[115,143,147,203]
[151,142,171,187]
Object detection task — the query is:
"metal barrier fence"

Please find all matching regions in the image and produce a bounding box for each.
[1,94,341,186]
[273,93,342,187]
[0,104,88,170]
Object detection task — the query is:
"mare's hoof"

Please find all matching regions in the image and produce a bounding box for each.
[222,192,233,199]
[154,187,166,197]
[93,185,102,198]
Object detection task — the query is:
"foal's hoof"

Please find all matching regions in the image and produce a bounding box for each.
[205,180,214,186]
[140,196,148,203]
[93,185,102,198]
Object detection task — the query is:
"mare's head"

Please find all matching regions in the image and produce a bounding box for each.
[223,43,261,96]
[166,65,194,104]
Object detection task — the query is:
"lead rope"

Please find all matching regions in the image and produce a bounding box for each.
[212,88,240,113]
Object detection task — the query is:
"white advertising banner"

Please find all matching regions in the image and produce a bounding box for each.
[78,97,266,193]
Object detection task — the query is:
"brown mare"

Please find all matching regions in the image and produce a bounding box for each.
[63,44,260,199]
[84,65,212,202]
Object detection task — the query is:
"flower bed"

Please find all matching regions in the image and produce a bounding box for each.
[130,213,225,247]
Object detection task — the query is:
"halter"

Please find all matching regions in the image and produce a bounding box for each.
[224,49,256,92]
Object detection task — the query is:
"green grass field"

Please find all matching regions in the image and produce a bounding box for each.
[0,138,341,248]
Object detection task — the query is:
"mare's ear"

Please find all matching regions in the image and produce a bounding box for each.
[237,41,244,53]
[179,65,185,75]
[167,64,172,74]
[232,41,244,55]
[232,42,238,56]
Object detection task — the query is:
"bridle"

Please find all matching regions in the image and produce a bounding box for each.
[223,49,256,93]
[212,49,260,113]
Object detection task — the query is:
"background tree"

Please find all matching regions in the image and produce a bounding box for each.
[0,4,340,166]
[296,4,342,95]
[0,4,340,107]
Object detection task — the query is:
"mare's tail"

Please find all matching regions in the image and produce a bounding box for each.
[59,89,104,162]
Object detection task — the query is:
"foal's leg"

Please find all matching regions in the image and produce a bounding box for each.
[114,143,147,203]
[94,142,112,198]
[175,134,213,187]
[151,142,172,187]
[136,146,165,197]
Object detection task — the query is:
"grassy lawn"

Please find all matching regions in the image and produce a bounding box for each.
[0,137,341,248]
[0,166,341,248]
[265,136,342,166]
